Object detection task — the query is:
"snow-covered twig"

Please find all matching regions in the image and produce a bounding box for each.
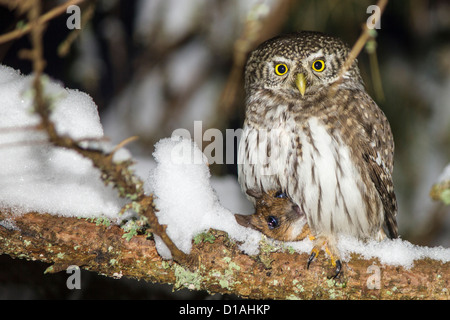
[16,0,190,266]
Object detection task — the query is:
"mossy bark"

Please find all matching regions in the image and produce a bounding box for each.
[1,211,448,299]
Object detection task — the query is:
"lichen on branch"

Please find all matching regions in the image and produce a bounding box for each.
[0,212,448,299]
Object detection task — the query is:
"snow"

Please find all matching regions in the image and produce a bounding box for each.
[285,235,450,269]
[0,64,125,219]
[0,64,448,268]
[150,136,262,258]
[437,163,450,183]
[337,236,449,268]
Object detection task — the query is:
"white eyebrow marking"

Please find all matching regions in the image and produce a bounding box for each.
[271,56,292,64]
[306,49,324,61]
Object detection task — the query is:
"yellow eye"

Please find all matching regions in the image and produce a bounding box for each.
[312,59,325,72]
[275,63,288,76]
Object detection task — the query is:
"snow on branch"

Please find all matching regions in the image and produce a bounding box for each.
[0,0,188,265]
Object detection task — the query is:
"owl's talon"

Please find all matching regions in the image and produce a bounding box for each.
[307,249,319,269]
[307,239,343,278]
[329,259,342,279]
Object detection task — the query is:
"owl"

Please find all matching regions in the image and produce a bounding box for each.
[237,31,398,277]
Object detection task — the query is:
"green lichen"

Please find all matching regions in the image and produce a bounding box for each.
[121,220,141,241]
[228,261,240,271]
[430,181,450,205]
[210,257,242,290]
[118,200,145,217]
[95,217,111,227]
[193,231,216,245]
[328,288,337,299]
[258,236,279,254]
[440,189,450,205]
[323,276,348,299]
[219,279,229,288]
[43,265,54,274]
[257,236,282,269]
[286,246,296,254]
[109,258,118,266]
[174,264,203,291]
[79,216,111,227]
[325,276,347,289]
[127,193,139,201]
[292,279,305,293]
[122,228,137,242]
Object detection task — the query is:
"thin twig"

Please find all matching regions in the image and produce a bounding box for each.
[367,42,385,100]
[329,0,388,95]
[0,139,49,149]
[0,125,41,133]
[110,135,139,156]
[0,0,85,45]
[58,0,95,57]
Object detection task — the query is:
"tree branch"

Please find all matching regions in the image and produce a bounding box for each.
[0,211,448,299]
[0,0,85,45]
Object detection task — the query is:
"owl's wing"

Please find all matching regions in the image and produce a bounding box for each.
[342,92,398,239]
[357,95,398,239]
[362,148,399,239]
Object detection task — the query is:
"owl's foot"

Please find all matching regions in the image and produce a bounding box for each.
[306,237,342,279]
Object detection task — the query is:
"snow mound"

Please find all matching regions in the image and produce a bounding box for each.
[150,136,262,258]
[0,65,125,219]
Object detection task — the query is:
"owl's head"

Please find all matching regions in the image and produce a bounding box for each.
[244,31,363,99]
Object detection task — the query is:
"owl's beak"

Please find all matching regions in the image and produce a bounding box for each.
[295,73,306,97]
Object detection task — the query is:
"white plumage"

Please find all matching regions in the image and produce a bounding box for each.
[238,116,384,241]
